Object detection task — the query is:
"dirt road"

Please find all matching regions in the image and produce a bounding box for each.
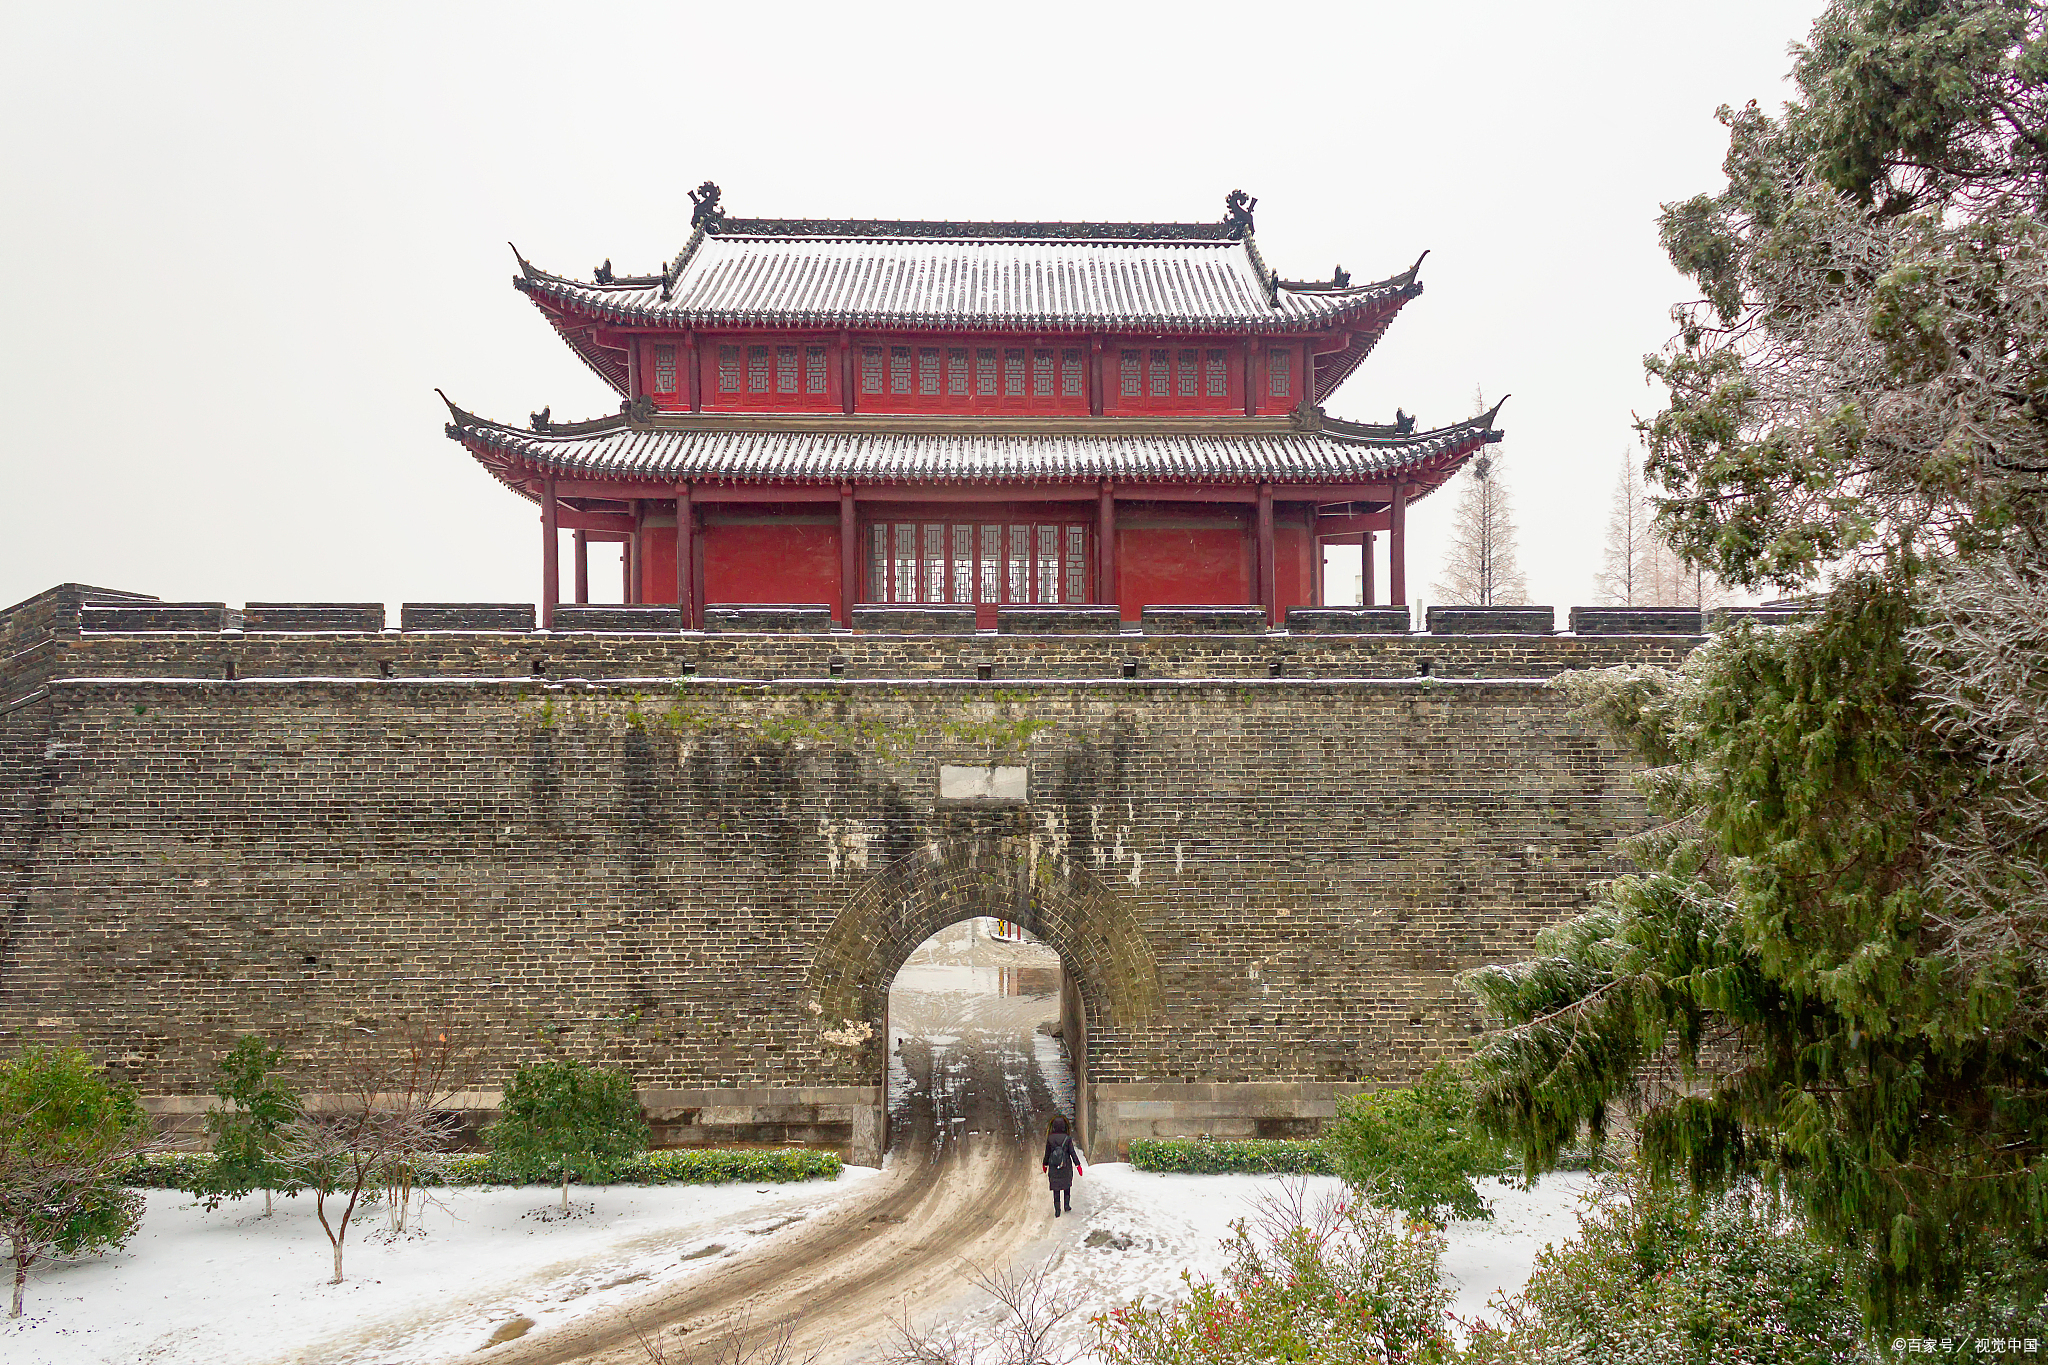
[486,980,1068,1365]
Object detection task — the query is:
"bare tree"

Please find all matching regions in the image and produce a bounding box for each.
[884,1258,1086,1365]
[1597,450,1736,608]
[633,1310,818,1365]
[280,1027,473,1283]
[1432,448,1529,607]
[1595,451,1654,605]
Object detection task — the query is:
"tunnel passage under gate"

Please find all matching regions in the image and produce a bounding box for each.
[808,833,1162,1154]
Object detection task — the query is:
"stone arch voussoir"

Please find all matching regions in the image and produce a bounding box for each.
[806,834,1161,1081]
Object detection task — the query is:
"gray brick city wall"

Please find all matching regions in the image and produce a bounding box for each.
[0,593,1709,1158]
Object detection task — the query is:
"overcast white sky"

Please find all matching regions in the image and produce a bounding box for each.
[0,0,1825,618]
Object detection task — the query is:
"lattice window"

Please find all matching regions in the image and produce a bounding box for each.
[1120,350,1141,397]
[1032,348,1054,397]
[893,522,917,602]
[1004,349,1026,397]
[652,345,678,394]
[948,348,970,396]
[867,523,889,602]
[1036,525,1060,603]
[1148,348,1170,397]
[1268,347,1291,397]
[775,345,800,394]
[890,347,913,395]
[1061,349,1085,398]
[1177,349,1199,397]
[861,348,884,394]
[952,525,975,603]
[718,345,742,392]
[1008,525,1030,601]
[862,520,1087,604]
[1205,348,1228,397]
[980,525,1001,603]
[919,347,941,396]
[805,346,828,394]
[977,348,998,395]
[924,523,947,602]
[747,346,772,392]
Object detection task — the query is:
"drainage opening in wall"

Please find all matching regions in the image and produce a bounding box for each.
[884,917,1081,1163]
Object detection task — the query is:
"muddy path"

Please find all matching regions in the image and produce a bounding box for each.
[485,984,1068,1365]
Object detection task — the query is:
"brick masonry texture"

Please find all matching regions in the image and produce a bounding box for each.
[1,589,1704,1159]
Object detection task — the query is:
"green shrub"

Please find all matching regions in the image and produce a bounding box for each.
[485,1060,650,1209]
[194,1036,301,1214]
[626,1147,841,1185]
[0,1047,151,1317]
[1129,1137,1332,1175]
[1461,1160,1870,1365]
[123,1151,218,1189]
[1324,1064,1510,1225]
[128,1146,841,1189]
[1095,1185,1455,1364]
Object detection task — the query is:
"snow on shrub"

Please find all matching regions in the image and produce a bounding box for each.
[1128,1138,1332,1176]
[1093,1179,1455,1365]
[126,1146,842,1189]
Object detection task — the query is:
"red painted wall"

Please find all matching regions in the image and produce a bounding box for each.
[701,521,843,613]
[1115,511,1250,620]
[1274,524,1315,615]
[638,527,678,605]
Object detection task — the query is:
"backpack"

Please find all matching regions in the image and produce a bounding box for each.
[1048,1134,1075,1178]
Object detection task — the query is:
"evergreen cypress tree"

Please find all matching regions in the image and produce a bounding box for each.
[1467,0,2048,1333]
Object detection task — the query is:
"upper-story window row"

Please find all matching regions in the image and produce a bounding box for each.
[642,335,1300,414]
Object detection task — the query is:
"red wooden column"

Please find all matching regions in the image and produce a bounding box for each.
[629,499,645,605]
[839,483,858,625]
[1088,338,1105,417]
[573,530,589,604]
[1306,506,1322,607]
[1389,483,1408,611]
[1256,483,1276,624]
[840,332,856,415]
[1361,529,1376,605]
[621,540,632,604]
[675,483,695,628]
[1096,481,1117,609]
[1243,341,1260,417]
[685,332,702,413]
[540,474,559,628]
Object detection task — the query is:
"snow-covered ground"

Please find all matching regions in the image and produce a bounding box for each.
[925,1164,1595,1359]
[0,1171,880,1365]
[0,1162,1590,1365]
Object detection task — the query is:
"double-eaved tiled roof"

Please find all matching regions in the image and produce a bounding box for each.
[442,404,1502,490]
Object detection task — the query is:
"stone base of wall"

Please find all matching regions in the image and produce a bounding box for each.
[640,1086,882,1164]
[1089,1081,1375,1158]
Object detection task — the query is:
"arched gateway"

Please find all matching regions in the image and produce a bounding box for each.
[809,832,1162,1152]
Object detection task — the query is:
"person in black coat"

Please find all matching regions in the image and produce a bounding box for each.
[1042,1114,1083,1216]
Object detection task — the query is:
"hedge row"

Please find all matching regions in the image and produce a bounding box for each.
[1128,1137,1334,1175]
[123,1147,842,1189]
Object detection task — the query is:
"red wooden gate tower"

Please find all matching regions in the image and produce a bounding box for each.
[442,186,1503,628]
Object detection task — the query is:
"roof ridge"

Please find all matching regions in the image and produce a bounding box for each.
[709,218,1243,242]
